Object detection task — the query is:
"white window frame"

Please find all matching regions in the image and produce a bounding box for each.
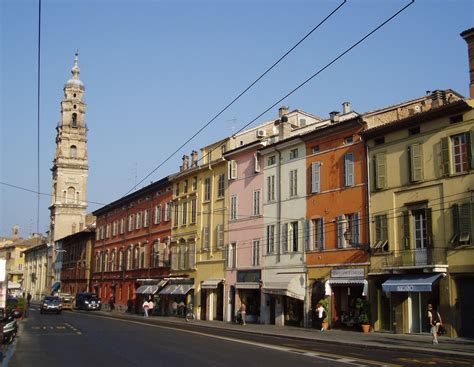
[289,169,298,197]
[230,195,238,220]
[252,240,260,266]
[252,190,260,216]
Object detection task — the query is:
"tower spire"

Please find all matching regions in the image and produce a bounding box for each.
[71,50,80,80]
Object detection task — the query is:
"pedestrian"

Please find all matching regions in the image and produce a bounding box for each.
[239,302,246,325]
[316,302,326,332]
[172,300,178,316]
[108,295,115,312]
[428,304,443,344]
[143,300,150,317]
[26,293,32,308]
[148,298,155,316]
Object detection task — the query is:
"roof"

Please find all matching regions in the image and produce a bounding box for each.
[6,235,46,249]
[361,100,471,139]
[93,174,175,216]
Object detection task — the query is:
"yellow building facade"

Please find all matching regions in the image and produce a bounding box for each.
[364,96,473,337]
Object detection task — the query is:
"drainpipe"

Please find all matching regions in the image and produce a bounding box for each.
[275,147,282,264]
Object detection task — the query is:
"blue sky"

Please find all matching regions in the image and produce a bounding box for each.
[1,0,473,237]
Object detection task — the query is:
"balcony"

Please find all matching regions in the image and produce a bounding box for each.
[370,247,447,272]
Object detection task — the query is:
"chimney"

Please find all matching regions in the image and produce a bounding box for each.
[431,90,446,108]
[461,28,474,98]
[191,150,198,167]
[278,106,289,118]
[342,102,351,114]
[278,115,291,140]
[12,226,20,240]
[181,155,189,171]
[329,111,340,123]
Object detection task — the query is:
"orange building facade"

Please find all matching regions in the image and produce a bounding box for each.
[304,117,370,330]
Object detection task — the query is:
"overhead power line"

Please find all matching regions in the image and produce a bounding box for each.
[36,0,42,234]
[125,0,348,195]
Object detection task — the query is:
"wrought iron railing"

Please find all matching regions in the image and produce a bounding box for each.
[370,247,447,270]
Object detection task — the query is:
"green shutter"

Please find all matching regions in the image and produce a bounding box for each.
[451,204,460,245]
[410,143,423,182]
[441,137,450,176]
[375,215,381,241]
[381,214,388,242]
[402,211,410,249]
[459,203,472,242]
[375,153,386,189]
[467,129,474,170]
[426,208,433,248]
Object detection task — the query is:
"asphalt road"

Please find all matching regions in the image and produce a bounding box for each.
[5,309,474,367]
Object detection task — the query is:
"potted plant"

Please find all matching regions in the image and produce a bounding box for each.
[319,298,330,331]
[355,298,371,333]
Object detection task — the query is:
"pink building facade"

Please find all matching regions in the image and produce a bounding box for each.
[224,142,265,323]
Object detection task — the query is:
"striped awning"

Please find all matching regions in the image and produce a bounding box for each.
[159,284,194,296]
[201,279,224,289]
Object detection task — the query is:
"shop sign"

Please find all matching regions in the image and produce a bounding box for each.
[331,268,364,279]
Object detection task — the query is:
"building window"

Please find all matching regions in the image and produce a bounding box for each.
[413,209,428,249]
[112,221,117,236]
[202,227,210,250]
[312,218,325,251]
[252,190,260,216]
[173,203,179,227]
[452,134,469,174]
[228,160,237,180]
[120,218,125,234]
[252,240,260,266]
[311,162,321,194]
[192,176,198,190]
[67,187,76,204]
[190,198,197,224]
[290,222,299,252]
[165,202,172,221]
[105,224,110,238]
[345,136,353,144]
[204,177,211,201]
[218,173,225,198]
[289,148,298,160]
[226,242,236,269]
[337,213,360,248]
[374,153,386,190]
[175,183,180,196]
[409,143,423,182]
[230,195,238,220]
[71,113,77,127]
[216,224,224,249]
[184,180,188,194]
[188,242,196,269]
[254,153,261,173]
[282,223,288,252]
[373,214,389,252]
[450,203,472,246]
[267,175,275,202]
[154,205,162,224]
[312,145,320,154]
[267,155,276,166]
[266,225,275,253]
[344,152,354,187]
[152,240,160,267]
[136,211,142,229]
[70,145,77,159]
[289,169,298,197]
[182,201,187,225]
[128,215,134,232]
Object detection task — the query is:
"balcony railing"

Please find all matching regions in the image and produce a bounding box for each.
[370,247,447,271]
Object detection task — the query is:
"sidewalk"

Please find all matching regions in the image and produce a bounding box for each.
[91,309,474,359]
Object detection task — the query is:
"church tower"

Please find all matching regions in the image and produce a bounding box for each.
[49,52,88,242]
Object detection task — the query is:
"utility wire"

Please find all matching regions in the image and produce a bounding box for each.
[36,0,42,234]
[193,0,416,168]
[125,0,348,195]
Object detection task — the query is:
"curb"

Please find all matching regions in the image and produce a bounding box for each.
[75,310,474,360]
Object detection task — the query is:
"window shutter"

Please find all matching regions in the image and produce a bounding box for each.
[441,137,450,176]
[459,203,472,241]
[225,244,229,267]
[319,218,325,250]
[254,153,261,173]
[171,247,177,270]
[353,213,360,245]
[426,208,433,248]
[337,215,344,248]
[451,204,460,244]
[410,143,423,182]
[345,153,354,186]
[311,162,321,194]
[304,220,311,251]
[282,223,288,252]
[402,211,410,249]
[189,242,196,269]
[375,153,386,189]
[375,215,382,241]
[468,129,474,169]
[381,215,388,242]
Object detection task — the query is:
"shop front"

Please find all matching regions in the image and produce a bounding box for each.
[381,273,442,334]
[261,274,306,327]
[201,278,224,321]
[159,279,194,316]
[135,279,167,315]
[325,268,368,330]
[235,270,261,324]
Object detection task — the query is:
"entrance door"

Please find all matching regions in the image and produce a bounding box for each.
[216,283,224,321]
[270,296,276,325]
[409,292,421,333]
[459,278,474,337]
[230,286,235,322]
[200,289,207,320]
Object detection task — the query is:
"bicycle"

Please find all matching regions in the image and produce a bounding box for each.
[185,304,195,322]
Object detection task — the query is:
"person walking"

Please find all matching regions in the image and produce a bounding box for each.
[143,300,150,317]
[108,295,115,312]
[239,302,246,325]
[428,304,442,344]
[316,303,326,332]
[148,298,154,317]
[26,293,32,308]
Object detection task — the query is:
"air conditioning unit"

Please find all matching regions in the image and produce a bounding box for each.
[256,129,266,138]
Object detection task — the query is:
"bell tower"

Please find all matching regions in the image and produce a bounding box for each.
[49,51,88,242]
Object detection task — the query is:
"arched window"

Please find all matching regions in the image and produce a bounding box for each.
[127,247,132,270]
[71,113,77,127]
[95,253,100,272]
[118,249,124,271]
[67,187,76,203]
[104,252,109,271]
[134,246,139,269]
[70,145,77,158]
[110,250,116,271]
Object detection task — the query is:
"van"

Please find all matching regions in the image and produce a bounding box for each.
[75,293,101,311]
[58,293,74,311]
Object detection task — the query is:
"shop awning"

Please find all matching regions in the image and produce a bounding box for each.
[325,278,368,297]
[201,279,223,289]
[51,282,60,292]
[235,282,260,289]
[262,275,305,301]
[136,280,168,295]
[382,273,443,293]
[7,281,21,290]
[159,284,194,296]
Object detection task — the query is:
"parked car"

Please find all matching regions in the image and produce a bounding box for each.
[40,296,62,314]
[75,293,101,311]
[58,293,74,311]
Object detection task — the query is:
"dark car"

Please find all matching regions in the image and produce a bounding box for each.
[75,293,101,311]
[40,296,62,314]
